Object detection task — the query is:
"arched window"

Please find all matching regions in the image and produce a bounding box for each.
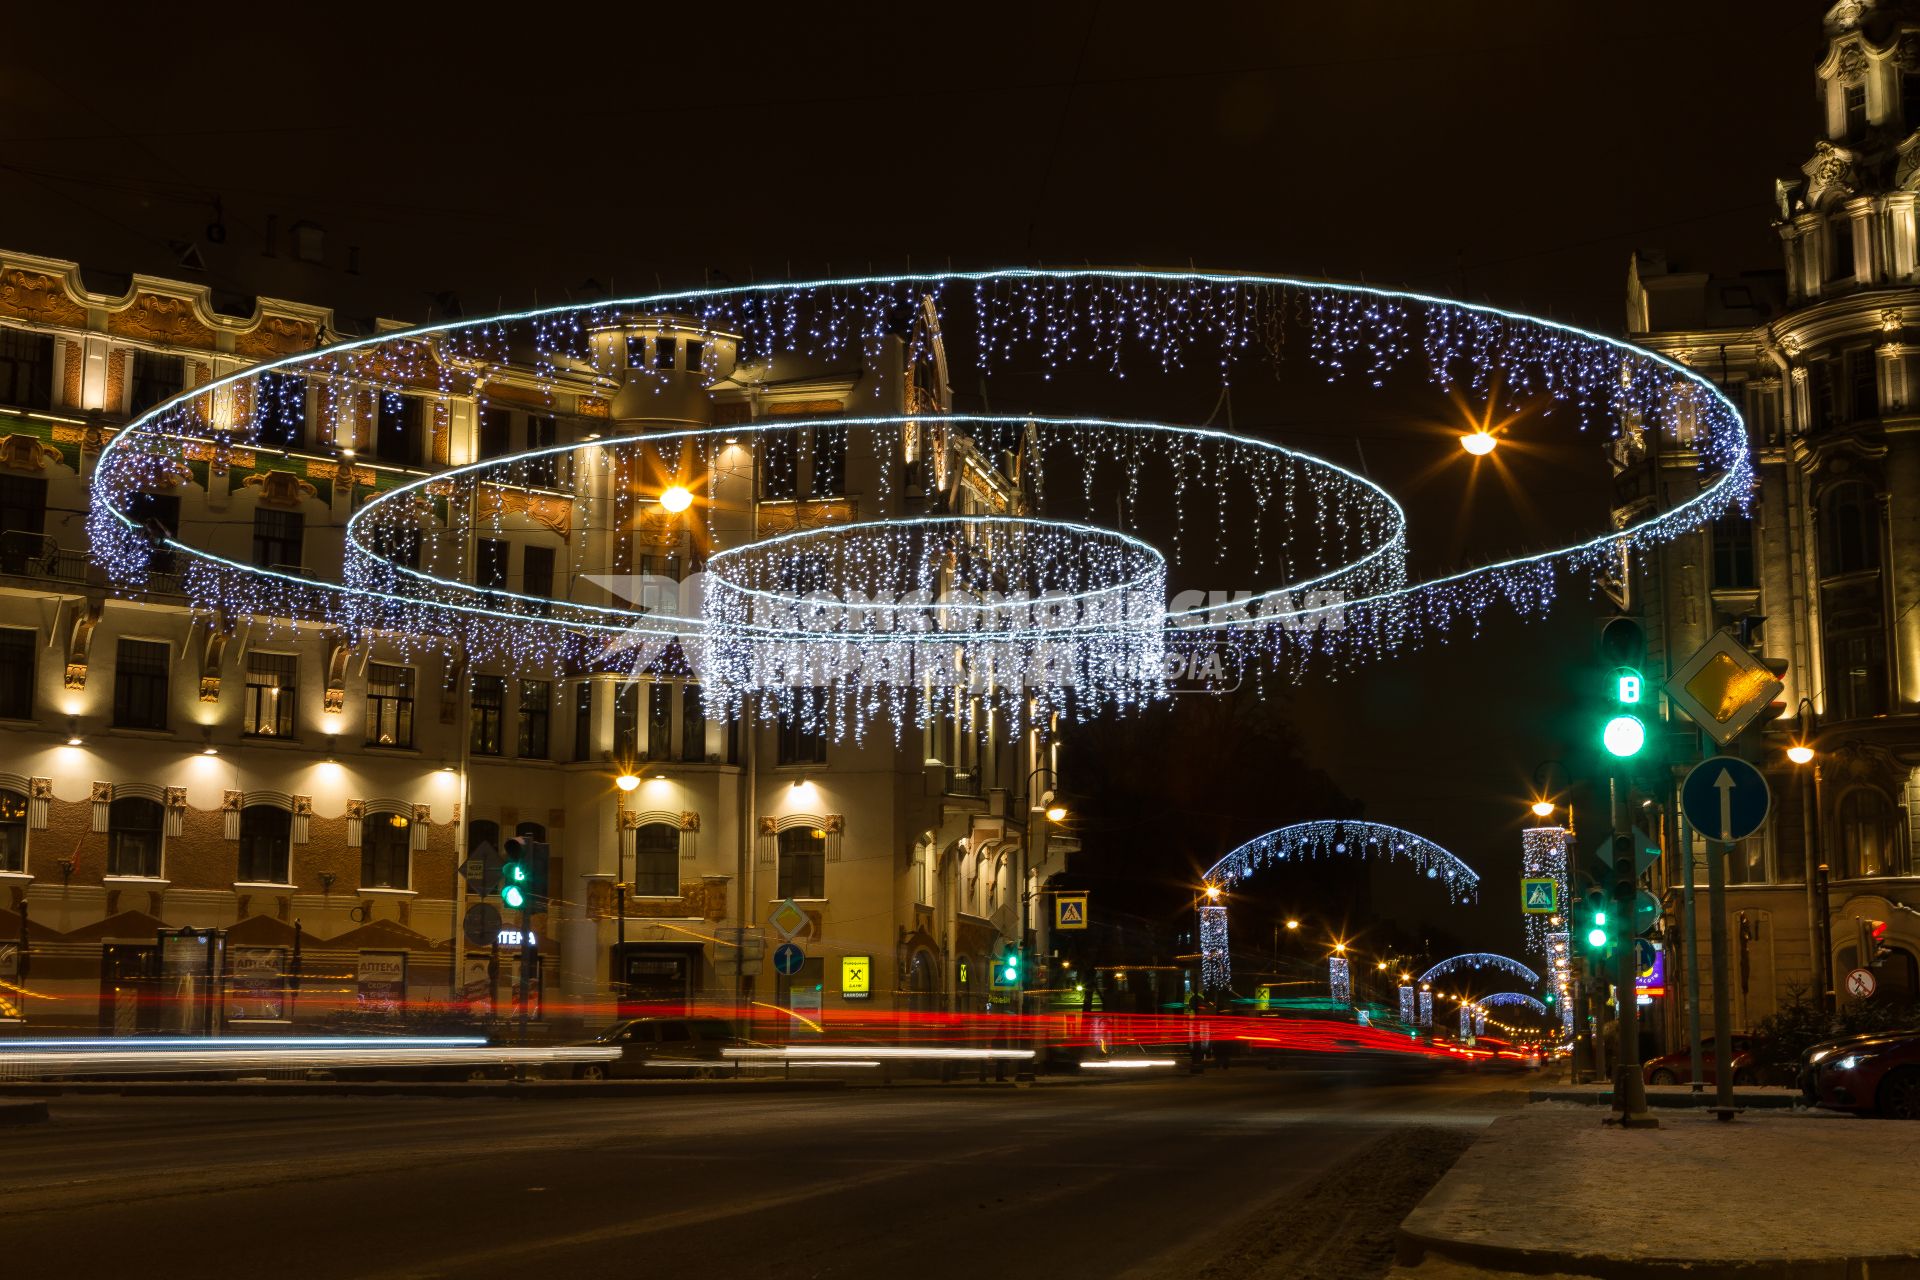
[108,796,164,878]
[1837,787,1909,878]
[1819,482,1880,577]
[238,805,292,883]
[777,827,825,900]
[0,788,24,874]
[362,809,412,890]
[632,822,679,896]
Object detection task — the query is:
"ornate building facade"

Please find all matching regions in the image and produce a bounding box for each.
[0,249,1069,1033]
[1622,0,1920,1037]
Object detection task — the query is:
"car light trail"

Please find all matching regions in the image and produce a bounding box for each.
[723,1046,1036,1062]
[0,1043,617,1076]
[1080,1058,1178,1069]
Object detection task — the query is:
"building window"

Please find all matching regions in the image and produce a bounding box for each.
[244,651,297,738]
[573,680,593,761]
[255,372,307,448]
[1819,482,1879,576]
[625,335,647,368]
[123,490,178,574]
[685,339,706,372]
[1838,787,1909,878]
[760,428,800,500]
[653,338,677,371]
[252,508,305,571]
[362,810,411,889]
[777,827,826,900]
[129,351,183,414]
[0,331,53,410]
[809,426,846,498]
[1845,82,1868,142]
[1824,621,1889,720]
[518,679,550,758]
[112,639,169,730]
[475,538,508,591]
[632,822,679,896]
[1847,347,1879,421]
[777,705,827,766]
[680,683,706,762]
[0,474,47,573]
[648,681,672,761]
[523,545,555,600]
[0,788,25,873]
[480,407,512,459]
[614,682,639,759]
[1710,514,1756,590]
[375,393,424,467]
[107,795,164,878]
[470,674,506,755]
[390,523,422,570]
[1906,71,1920,131]
[0,626,34,719]
[525,415,557,486]
[238,804,292,883]
[366,663,415,748]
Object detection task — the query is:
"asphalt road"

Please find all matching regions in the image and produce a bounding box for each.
[2,1069,1526,1279]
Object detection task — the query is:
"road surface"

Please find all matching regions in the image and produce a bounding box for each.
[3,1069,1526,1278]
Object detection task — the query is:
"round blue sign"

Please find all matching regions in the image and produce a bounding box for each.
[772,942,805,976]
[1681,756,1771,843]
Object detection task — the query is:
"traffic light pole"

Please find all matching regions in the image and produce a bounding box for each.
[1610,773,1655,1127]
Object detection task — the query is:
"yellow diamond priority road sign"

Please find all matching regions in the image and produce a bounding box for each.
[1664,631,1783,746]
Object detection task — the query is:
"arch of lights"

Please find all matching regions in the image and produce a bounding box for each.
[1473,991,1549,1015]
[88,268,1752,741]
[1418,953,1542,988]
[1196,820,1482,990]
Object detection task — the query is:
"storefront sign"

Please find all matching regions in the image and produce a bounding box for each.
[841,955,872,999]
[356,951,407,1010]
[228,946,287,1021]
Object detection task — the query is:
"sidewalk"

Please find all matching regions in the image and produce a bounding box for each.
[1396,1108,1920,1279]
[1528,1082,1800,1109]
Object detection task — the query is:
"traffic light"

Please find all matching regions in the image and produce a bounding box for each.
[999,945,1022,986]
[1598,616,1647,759]
[1859,918,1891,967]
[1579,884,1614,956]
[521,838,550,913]
[1736,615,1792,733]
[500,838,530,912]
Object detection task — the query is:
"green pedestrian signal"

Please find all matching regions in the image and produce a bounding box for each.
[1585,911,1609,950]
[1602,714,1646,758]
[999,946,1021,985]
[500,837,530,911]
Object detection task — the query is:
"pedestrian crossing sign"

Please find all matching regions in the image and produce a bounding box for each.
[1521,878,1558,914]
[1054,893,1089,930]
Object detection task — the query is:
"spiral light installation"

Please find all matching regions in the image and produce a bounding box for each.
[86,268,1752,742]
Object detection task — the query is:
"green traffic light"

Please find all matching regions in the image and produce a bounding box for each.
[1586,925,1608,948]
[502,883,527,910]
[1602,714,1645,758]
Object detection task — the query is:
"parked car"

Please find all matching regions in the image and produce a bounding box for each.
[573,1017,762,1079]
[1800,1029,1920,1118]
[1641,1035,1759,1086]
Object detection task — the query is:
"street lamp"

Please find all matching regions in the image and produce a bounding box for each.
[1284,918,1300,931]
[658,484,694,513]
[1787,743,1814,765]
[1530,798,1556,819]
[614,771,640,792]
[1045,803,1068,823]
[1461,430,1497,456]
[1204,884,1222,903]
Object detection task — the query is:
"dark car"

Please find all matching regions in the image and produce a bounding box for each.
[1641,1035,1759,1086]
[1800,1029,1920,1118]
[574,1017,758,1079]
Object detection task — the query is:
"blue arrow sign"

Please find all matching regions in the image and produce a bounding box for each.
[1681,756,1771,843]
[772,942,806,976]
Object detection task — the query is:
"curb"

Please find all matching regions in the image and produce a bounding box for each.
[1528,1086,1799,1110]
[0,1079,847,1099]
[1396,1225,1920,1280]
[0,1099,49,1125]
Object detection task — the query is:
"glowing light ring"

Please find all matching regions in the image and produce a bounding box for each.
[1202,820,1481,902]
[1417,953,1541,987]
[89,268,1750,727]
[340,415,1406,643]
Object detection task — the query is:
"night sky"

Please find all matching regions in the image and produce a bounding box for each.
[2,3,1825,954]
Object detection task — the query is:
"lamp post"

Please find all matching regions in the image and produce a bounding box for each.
[1789,698,1833,1013]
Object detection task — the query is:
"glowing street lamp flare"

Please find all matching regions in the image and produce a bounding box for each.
[1530,799,1556,818]
[1787,744,1815,765]
[614,772,641,792]
[1461,430,1497,456]
[658,484,694,513]
[1045,805,1068,823]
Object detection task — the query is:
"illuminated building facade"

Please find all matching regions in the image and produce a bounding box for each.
[1622,0,1920,1035]
[0,249,1069,1031]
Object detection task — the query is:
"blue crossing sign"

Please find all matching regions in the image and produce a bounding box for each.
[772,942,805,976]
[1681,756,1771,843]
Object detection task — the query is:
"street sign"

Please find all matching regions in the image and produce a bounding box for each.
[1665,632,1784,745]
[772,942,805,976]
[1054,892,1089,930]
[462,902,502,948]
[1521,878,1558,914]
[1681,756,1772,844]
[1847,967,1878,1000]
[1589,827,1660,877]
[1631,889,1662,937]
[768,899,813,941]
[841,955,872,999]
